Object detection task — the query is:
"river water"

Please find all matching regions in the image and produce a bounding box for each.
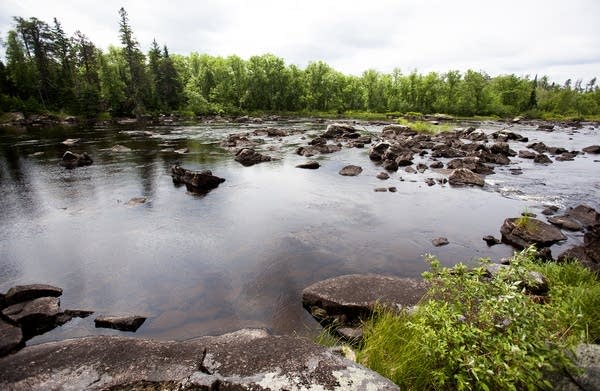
[0,118,598,344]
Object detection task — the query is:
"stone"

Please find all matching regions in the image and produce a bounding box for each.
[234,148,272,166]
[582,145,600,154]
[376,172,390,180]
[339,165,362,176]
[388,187,397,192]
[542,206,559,216]
[552,344,600,390]
[170,165,225,194]
[432,237,449,246]
[296,160,320,169]
[518,150,537,159]
[537,124,555,131]
[111,144,131,152]
[534,153,552,164]
[500,217,567,249]
[55,309,94,326]
[174,147,189,154]
[337,327,363,343]
[3,284,62,307]
[404,166,417,174]
[61,138,80,146]
[2,297,60,338]
[547,215,583,231]
[0,330,399,390]
[126,197,147,206]
[395,153,414,166]
[429,161,443,169]
[448,168,484,187]
[482,235,501,246]
[484,264,549,295]
[382,159,399,172]
[60,151,93,169]
[94,315,146,332]
[323,123,358,138]
[374,187,388,192]
[416,163,428,173]
[302,275,428,327]
[555,152,577,161]
[0,319,23,357]
[566,204,600,228]
[425,178,435,186]
[528,142,548,153]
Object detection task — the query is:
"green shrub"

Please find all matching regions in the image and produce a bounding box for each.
[357,247,598,390]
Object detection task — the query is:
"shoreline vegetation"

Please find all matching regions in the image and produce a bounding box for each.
[1,9,599,122]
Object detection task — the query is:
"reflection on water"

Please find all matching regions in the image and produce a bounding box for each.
[0,120,598,344]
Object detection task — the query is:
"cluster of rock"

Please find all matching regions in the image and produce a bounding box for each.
[60,151,93,169]
[296,123,372,158]
[170,165,225,194]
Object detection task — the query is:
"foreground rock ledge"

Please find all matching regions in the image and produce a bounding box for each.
[0,329,399,391]
[302,274,429,326]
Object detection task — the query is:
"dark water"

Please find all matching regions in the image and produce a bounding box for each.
[0,119,598,344]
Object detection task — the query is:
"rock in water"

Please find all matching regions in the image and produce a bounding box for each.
[339,165,362,176]
[2,297,60,338]
[582,145,600,154]
[111,144,131,152]
[432,237,449,246]
[61,138,80,146]
[3,284,62,307]
[500,217,567,249]
[234,148,272,166]
[448,168,484,186]
[94,315,146,332]
[60,151,93,169]
[323,123,358,138]
[0,320,23,357]
[296,161,320,169]
[170,165,225,194]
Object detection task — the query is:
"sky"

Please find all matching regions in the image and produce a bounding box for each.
[1,0,599,84]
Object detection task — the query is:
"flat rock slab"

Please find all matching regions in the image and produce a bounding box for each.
[94,315,146,332]
[0,319,23,357]
[500,217,567,249]
[448,168,484,186]
[3,284,62,307]
[302,274,428,325]
[0,329,399,390]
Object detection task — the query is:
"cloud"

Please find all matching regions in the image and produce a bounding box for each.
[0,0,598,83]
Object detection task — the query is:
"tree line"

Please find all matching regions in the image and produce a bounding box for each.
[1,9,599,119]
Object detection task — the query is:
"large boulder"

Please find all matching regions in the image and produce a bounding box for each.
[296,160,320,169]
[2,297,60,338]
[3,284,62,307]
[302,274,428,327]
[0,330,399,390]
[448,168,484,187]
[500,218,567,249]
[235,148,272,166]
[566,204,600,228]
[170,165,225,194]
[323,123,358,139]
[60,151,93,169]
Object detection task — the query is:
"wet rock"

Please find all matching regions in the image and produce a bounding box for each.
[446,157,494,175]
[368,142,390,161]
[94,315,146,332]
[323,123,358,138]
[425,178,435,186]
[339,165,362,176]
[521,211,537,218]
[537,124,555,131]
[111,144,131,152]
[431,145,465,158]
[3,284,62,307]
[542,205,559,216]
[583,145,600,154]
[254,127,288,137]
[566,204,600,228]
[404,166,417,174]
[547,215,583,231]
[174,147,189,154]
[0,330,399,391]
[552,344,600,391]
[235,148,272,166]
[374,187,388,192]
[429,161,443,169]
[376,172,389,180]
[509,168,523,175]
[55,309,94,326]
[555,152,577,161]
[483,235,501,246]
[126,197,147,206]
[0,320,23,357]
[466,128,487,141]
[356,135,372,144]
[170,165,225,194]
[296,160,320,169]
[302,274,428,327]
[382,159,399,172]
[308,136,327,146]
[60,151,93,169]
[2,297,60,338]
[432,237,449,246]
[490,142,515,156]
[547,146,568,155]
[519,150,537,159]
[381,124,413,139]
[500,218,567,249]
[296,144,341,157]
[61,138,80,146]
[388,187,397,192]
[534,153,552,164]
[448,168,484,187]
[222,133,255,149]
[528,142,548,153]
[416,163,428,173]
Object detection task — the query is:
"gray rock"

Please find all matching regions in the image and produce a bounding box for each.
[111,144,131,152]
[94,315,146,332]
[296,160,320,169]
[170,165,225,194]
[339,165,362,176]
[552,344,600,390]
[429,161,444,169]
[302,274,428,327]
[484,264,549,295]
[0,319,23,357]
[547,215,583,231]
[432,237,449,246]
[235,148,272,166]
[374,187,388,192]
[60,151,93,169]
[388,187,397,192]
[2,297,60,338]
[542,205,559,216]
[500,218,567,249]
[3,284,62,307]
[323,123,358,138]
[404,166,417,174]
[126,196,147,206]
[582,145,600,154]
[448,168,484,187]
[482,235,501,246]
[534,153,552,164]
[376,172,390,180]
[61,138,80,146]
[425,178,436,186]
[566,204,600,228]
[518,150,537,159]
[0,330,400,390]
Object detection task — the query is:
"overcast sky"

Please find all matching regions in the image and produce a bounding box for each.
[1,0,599,84]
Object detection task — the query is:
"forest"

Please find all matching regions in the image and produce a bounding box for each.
[1,8,599,120]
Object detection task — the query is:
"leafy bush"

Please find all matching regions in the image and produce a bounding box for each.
[357,247,598,390]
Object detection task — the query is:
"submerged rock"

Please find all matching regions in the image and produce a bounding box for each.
[94,315,146,332]
[60,151,93,169]
[483,235,501,246]
[432,237,449,246]
[61,138,80,146]
[126,196,148,206]
[0,330,399,390]
[500,217,567,249]
[448,168,484,187]
[339,165,362,176]
[296,160,320,169]
[170,165,225,194]
[235,148,272,166]
[111,144,131,152]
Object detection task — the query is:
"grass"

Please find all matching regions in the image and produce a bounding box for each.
[347,247,600,390]
[515,209,537,232]
[396,117,454,134]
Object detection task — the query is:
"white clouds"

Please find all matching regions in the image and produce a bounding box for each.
[0,0,598,83]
